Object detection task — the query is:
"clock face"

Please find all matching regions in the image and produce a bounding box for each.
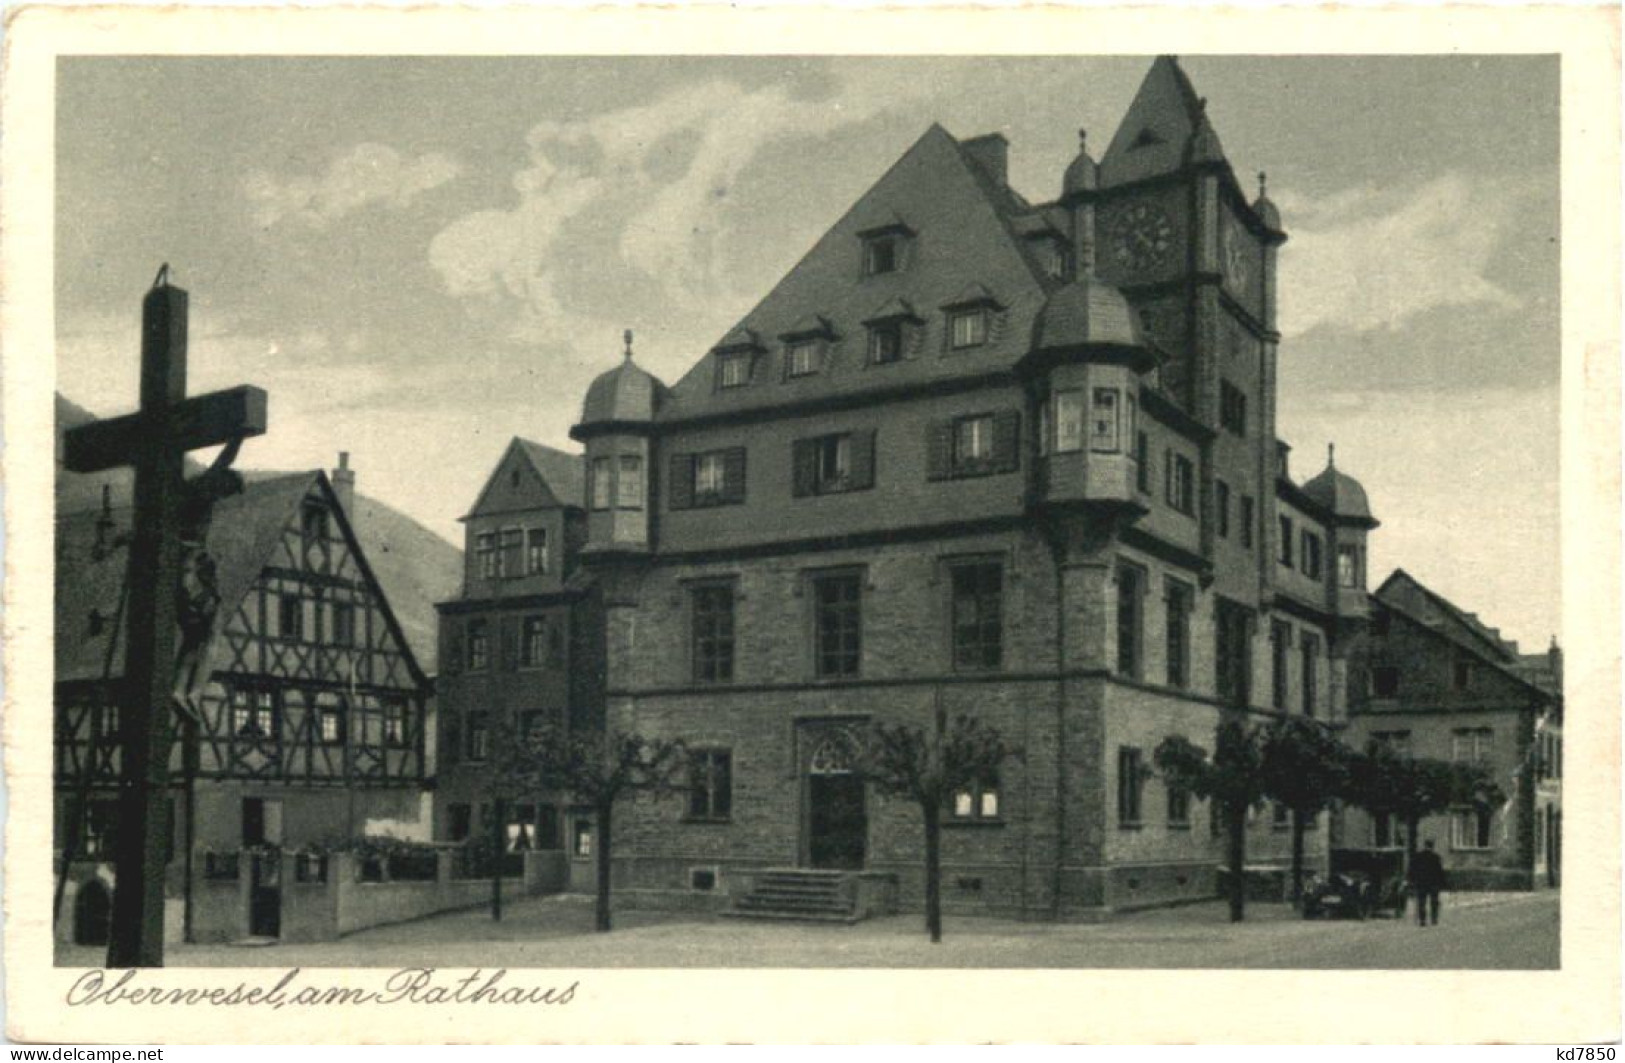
[1108,202,1174,274]
[1222,217,1250,295]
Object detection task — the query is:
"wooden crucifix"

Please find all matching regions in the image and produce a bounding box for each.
[63,267,267,967]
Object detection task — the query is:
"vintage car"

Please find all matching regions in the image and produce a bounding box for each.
[1302,847,1410,919]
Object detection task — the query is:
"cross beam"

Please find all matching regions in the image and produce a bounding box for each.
[62,275,267,967]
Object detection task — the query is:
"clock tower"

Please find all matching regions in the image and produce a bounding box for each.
[1071,55,1288,603]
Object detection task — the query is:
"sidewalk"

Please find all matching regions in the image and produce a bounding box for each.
[54,889,1556,970]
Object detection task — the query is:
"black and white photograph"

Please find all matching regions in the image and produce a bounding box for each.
[3,4,1619,1045]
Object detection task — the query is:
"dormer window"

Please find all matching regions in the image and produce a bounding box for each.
[779,316,836,379]
[786,341,819,378]
[718,353,750,389]
[868,322,904,365]
[858,218,915,278]
[940,284,1003,352]
[949,309,987,349]
[865,236,900,275]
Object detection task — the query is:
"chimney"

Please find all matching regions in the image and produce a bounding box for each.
[1548,636,1563,689]
[331,451,355,519]
[962,133,1009,188]
[1275,439,1291,480]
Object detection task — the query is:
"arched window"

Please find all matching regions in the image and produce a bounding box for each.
[808,729,861,776]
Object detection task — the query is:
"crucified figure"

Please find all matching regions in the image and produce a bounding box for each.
[171,436,246,720]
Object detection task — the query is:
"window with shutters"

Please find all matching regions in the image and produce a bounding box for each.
[927,411,1020,481]
[812,571,862,678]
[793,430,876,497]
[687,749,733,821]
[669,447,747,510]
[691,583,735,684]
[1116,562,1145,679]
[950,560,1003,671]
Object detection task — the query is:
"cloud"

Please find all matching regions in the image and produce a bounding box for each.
[245,143,463,230]
[1276,174,1525,338]
[427,77,898,351]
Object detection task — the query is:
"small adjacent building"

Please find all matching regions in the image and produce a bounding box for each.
[54,406,458,944]
[1343,569,1562,890]
[430,437,605,888]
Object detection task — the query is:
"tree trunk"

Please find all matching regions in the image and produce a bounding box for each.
[490,796,506,922]
[1290,807,1307,906]
[594,802,613,933]
[1227,802,1247,923]
[923,800,942,943]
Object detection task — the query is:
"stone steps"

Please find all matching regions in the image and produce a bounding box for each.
[723,868,861,924]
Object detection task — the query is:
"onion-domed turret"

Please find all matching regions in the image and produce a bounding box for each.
[1303,444,1376,527]
[1061,128,1098,198]
[573,330,665,557]
[577,333,661,432]
[1031,276,1150,369]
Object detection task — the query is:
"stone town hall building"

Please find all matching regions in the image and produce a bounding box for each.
[442,56,1380,918]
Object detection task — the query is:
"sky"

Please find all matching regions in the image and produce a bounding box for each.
[54,55,1560,650]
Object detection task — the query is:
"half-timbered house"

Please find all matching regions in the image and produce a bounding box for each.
[54,467,436,943]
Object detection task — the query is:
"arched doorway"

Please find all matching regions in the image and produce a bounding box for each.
[72,879,112,947]
[805,729,866,870]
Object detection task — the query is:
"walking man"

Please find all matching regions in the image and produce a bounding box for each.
[1409,839,1446,927]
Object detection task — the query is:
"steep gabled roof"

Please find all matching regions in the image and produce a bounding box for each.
[58,470,434,689]
[1101,55,1219,187]
[57,471,319,684]
[1373,594,1555,707]
[1376,569,1520,662]
[515,439,585,511]
[661,123,1055,422]
[465,437,585,517]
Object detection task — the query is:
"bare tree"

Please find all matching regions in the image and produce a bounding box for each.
[523,724,686,933]
[861,707,1016,943]
[1259,716,1352,905]
[1155,719,1268,923]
